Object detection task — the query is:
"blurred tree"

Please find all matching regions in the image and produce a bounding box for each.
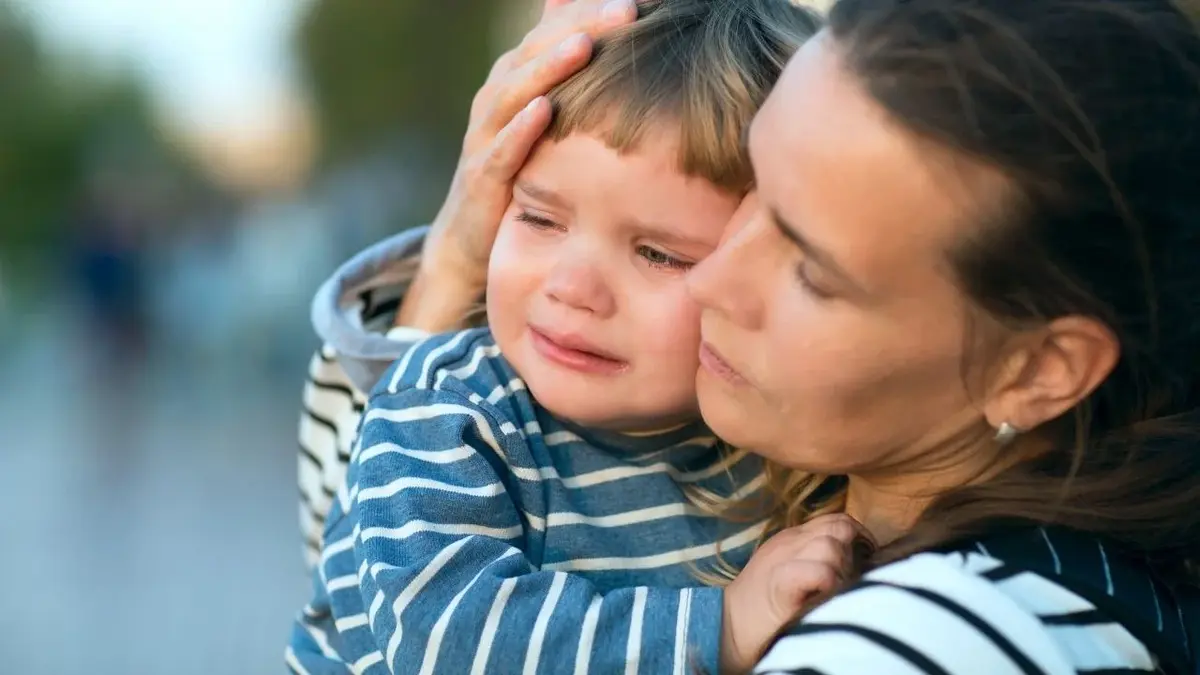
[0,6,184,285]
[295,0,515,176]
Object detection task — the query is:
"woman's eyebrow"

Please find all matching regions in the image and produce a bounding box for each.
[768,207,870,296]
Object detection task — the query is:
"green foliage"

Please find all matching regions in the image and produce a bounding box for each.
[0,7,164,274]
[295,0,509,167]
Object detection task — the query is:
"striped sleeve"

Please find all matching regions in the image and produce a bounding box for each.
[327,384,723,675]
[753,552,1154,675]
[299,331,430,569]
[299,344,367,569]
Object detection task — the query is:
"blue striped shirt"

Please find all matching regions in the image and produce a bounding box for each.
[290,328,766,675]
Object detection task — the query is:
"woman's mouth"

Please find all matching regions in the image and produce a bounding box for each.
[698,341,748,386]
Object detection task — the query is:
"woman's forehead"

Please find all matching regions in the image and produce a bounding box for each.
[750,38,1008,296]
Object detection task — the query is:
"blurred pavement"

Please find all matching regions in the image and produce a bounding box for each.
[0,309,310,674]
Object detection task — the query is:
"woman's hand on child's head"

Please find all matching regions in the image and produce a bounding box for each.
[720,514,871,674]
[421,0,640,291]
[466,0,639,161]
[399,1,639,332]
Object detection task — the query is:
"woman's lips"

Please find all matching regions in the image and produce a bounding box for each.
[699,341,748,386]
[529,327,628,375]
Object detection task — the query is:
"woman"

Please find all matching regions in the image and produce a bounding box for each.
[693,0,1200,672]
[300,0,1200,672]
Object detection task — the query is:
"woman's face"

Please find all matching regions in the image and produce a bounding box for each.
[688,36,1007,476]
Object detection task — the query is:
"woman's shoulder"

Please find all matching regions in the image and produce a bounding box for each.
[754,549,1156,675]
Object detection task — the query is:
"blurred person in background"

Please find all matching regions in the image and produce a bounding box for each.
[69,180,150,376]
[65,177,152,469]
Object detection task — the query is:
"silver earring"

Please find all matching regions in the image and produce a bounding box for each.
[993,422,1020,446]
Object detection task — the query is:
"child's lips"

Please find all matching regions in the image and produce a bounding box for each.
[528,326,629,375]
[530,326,623,361]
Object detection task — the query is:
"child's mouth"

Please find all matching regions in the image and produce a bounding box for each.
[528,327,629,375]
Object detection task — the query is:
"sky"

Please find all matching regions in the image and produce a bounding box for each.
[16,0,310,136]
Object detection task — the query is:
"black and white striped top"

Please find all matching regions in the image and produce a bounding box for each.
[298,285,419,569]
[298,226,437,569]
[756,527,1194,675]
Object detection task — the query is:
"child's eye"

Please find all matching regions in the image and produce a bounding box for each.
[637,245,692,271]
[515,211,561,231]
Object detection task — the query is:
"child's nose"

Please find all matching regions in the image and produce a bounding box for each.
[542,259,616,318]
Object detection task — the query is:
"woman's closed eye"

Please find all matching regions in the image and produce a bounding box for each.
[637,245,692,271]
[795,262,834,300]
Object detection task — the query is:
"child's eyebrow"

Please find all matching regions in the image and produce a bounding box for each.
[515,181,571,211]
[622,217,716,251]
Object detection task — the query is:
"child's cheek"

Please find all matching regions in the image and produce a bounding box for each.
[635,285,705,370]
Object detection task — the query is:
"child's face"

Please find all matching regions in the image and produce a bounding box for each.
[487,132,740,432]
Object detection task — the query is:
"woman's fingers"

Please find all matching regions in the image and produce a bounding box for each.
[513,0,637,69]
[475,35,589,143]
[480,97,553,184]
[421,97,550,290]
[542,0,575,15]
[465,0,637,157]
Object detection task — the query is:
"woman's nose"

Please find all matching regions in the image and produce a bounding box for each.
[687,210,767,330]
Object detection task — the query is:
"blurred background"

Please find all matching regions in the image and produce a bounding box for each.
[0,0,545,672]
[0,0,835,671]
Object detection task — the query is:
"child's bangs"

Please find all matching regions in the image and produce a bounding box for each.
[541,0,773,194]
[546,66,754,193]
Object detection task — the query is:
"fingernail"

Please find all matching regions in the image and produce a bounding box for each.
[520,97,544,119]
[557,33,587,56]
[602,0,635,22]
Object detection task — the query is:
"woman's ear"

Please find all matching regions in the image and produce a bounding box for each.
[984,316,1119,433]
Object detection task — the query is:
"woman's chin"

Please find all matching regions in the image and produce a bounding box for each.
[696,373,763,450]
[696,374,822,470]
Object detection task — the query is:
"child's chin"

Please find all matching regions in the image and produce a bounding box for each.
[532,385,617,427]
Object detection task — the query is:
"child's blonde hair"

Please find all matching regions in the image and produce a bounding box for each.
[546,0,822,192]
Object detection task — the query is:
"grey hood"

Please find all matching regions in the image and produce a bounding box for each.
[310,226,430,393]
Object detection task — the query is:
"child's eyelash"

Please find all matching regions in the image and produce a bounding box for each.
[637,245,692,271]
[516,211,690,272]
[515,211,558,229]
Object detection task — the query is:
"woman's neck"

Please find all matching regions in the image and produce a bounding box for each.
[842,434,1033,546]
[843,476,933,546]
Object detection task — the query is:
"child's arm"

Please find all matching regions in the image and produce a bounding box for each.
[321,383,725,674]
